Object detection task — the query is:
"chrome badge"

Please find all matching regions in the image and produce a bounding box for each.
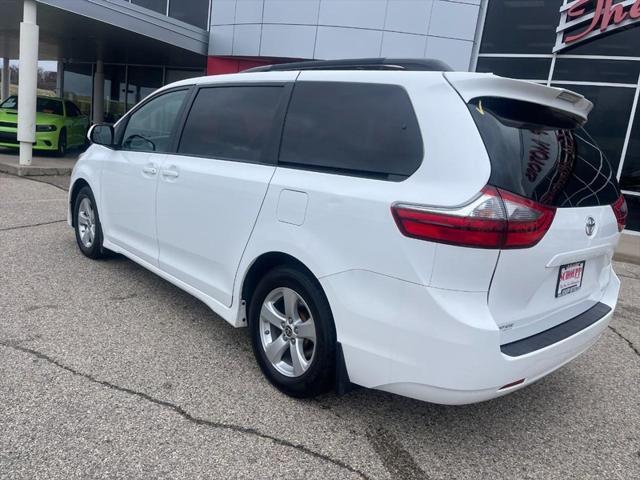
[585,216,596,236]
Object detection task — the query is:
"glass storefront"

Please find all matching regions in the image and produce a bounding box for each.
[62,63,93,117]
[622,107,640,194]
[126,0,210,29]
[62,63,203,124]
[625,195,640,231]
[165,68,204,84]
[477,0,640,233]
[126,66,163,109]
[104,65,127,124]
[548,84,635,175]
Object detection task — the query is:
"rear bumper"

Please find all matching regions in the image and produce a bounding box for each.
[500,302,611,357]
[320,268,619,405]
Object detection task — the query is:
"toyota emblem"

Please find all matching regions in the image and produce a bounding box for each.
[585,216,596,236]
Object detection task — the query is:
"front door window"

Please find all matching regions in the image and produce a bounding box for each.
[120,89,188,153]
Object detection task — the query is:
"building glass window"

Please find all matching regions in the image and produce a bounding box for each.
[103,65,127,124]
[127,66,163,109]
[63,63,93,117]
[621,106,640,193]
[553,59,640,84]
[564,24,640,57]
[480,0,558,54]
[476,57,551,81]
[165,68,203,84]
[623,194,640,231]
[130,0,167,15]
[168,0,209,29]
[552,84,636,176]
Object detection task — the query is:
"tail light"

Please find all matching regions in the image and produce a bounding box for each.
[391,186,556,249]
[611,194,627,232]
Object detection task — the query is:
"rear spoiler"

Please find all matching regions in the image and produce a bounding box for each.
[443,72,593,125]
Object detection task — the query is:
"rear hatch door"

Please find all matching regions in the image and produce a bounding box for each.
[445,73,622,344]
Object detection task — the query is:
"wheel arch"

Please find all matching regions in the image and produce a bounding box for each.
[240,251,322,310]
[69,177,91,227]
[239,250,354,394]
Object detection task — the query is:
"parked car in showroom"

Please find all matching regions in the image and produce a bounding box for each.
[0,95,88,156]
[68,58,626,405]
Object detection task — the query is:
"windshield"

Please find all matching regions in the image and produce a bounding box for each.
[0,95,64,116]
[469,97,620,208]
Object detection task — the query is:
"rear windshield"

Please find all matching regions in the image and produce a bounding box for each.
[0,95,64,116]
[469,97,620,208]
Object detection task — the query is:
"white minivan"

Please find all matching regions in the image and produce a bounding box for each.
[69,58,627,405]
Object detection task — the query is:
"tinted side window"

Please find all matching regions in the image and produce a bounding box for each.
[468,97,620,208]
[279,82,423,179]
[121,89,188,153]
[65,101,79,117]
[178,86,283,163]
[36,98,63,116]
[0,96,18,109]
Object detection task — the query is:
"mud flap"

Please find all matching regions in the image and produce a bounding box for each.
[335,342,360,395]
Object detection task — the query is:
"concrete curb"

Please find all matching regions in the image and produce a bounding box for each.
[0,161,73,176]
[614,253,640,266]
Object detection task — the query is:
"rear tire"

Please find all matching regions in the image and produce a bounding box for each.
[73,186,107,259]
[249,265,336,398]
[56,129,67,157]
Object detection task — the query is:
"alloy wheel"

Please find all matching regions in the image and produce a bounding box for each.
[259,287,317,377]
[77,197,96,248]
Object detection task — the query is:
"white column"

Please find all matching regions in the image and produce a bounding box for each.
[1,58,9,100]
[17,0,39,166]
[56,59,63,97]
[92,59,104,124]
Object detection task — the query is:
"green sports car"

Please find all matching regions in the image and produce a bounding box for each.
[0,95,89,156]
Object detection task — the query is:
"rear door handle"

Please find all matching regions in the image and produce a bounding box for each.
[161,167,180,179]
[142,165,157,175]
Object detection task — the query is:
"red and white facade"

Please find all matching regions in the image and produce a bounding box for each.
[206,0,482,74]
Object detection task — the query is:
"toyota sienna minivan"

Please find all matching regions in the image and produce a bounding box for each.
[69,58,626,404]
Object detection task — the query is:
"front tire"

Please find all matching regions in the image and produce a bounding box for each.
[249,265,336,398]
[74,186,106,259]
[56,128,67,157]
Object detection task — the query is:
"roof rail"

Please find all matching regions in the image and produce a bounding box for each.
[244,58,453,73]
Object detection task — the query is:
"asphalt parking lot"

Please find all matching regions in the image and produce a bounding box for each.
[0,172,638,480]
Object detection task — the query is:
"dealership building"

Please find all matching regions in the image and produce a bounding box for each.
[0,0,639,235]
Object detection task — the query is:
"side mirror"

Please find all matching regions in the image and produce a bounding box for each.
[88,123,114,146]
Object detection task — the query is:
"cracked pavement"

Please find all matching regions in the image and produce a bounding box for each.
[0,173,639,479]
